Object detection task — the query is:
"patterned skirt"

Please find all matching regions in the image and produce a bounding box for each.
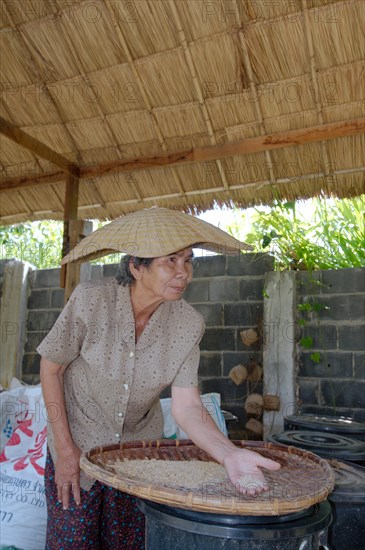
[44,449,145,549]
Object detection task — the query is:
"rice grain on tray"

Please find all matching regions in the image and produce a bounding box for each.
[113,459,229,489]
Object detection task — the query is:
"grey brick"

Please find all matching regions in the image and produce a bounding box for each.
[321,379,365,408]
[354,354,365,379]
[103,264,119,277]
[24,332,47,353]
[320,268,365,294]
[200,328,235,351]
[226,253,273,276]
[222,352,262,375]
[193,256,226,278]
[22,374,40,385]
[296,271,322,296]
[184,280,209,302]
[224,303,263,327]
[199,353,222,377]
[209,279,238,302]
[299,324,338,350]
[27,310,60,332]
[299,352,352,378]
[199,377,248,403]
[27,290,50,310]
[239,278,264,301]
[338,325,365,351]
[298,379,318,405]
[32,268,61,288]
[22,353,40,375]
[51,289,65,309]
[193,304,222,326]
[313,295,365,322]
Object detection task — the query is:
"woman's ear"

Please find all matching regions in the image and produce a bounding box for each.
[129,259,143,281]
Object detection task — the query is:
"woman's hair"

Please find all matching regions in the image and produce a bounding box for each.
[116,255,154,286]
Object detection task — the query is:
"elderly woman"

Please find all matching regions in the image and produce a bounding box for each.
[38,208,280,550]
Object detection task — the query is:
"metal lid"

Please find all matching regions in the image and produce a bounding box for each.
[138,500,332,540]
[269,431,365,461]
[285,414,365,435]
[328,460,365,503]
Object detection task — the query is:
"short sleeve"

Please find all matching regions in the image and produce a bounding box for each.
[36,284,86,367]
[172,318,205,388]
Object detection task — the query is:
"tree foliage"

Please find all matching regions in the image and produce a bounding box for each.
[0,221,63,269]
[227,196,365,270]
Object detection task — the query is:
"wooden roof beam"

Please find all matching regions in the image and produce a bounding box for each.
[0,118,364,192]
[0,117,79,177]
[80,117,365,178]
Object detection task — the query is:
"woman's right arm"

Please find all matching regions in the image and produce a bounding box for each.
[40,357,81,509]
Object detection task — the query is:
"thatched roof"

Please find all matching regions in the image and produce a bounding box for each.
[1,0,364,225]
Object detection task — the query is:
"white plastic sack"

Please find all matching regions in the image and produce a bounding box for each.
[160,392,228,439]
[0,382,47,550]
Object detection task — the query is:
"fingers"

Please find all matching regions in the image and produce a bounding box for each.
[233,473,269,496]
[72,481,81,506]
[256,455,281,471]
[57,481,81,509]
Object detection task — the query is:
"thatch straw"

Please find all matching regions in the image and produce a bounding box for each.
[0,0,364,225]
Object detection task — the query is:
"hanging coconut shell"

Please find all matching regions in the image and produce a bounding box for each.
[228,364,248,386]
[263,394,281,411]
[244,394,264,417]
[240,328,259,347]
[245,418,263,438]
[246,361,263,382]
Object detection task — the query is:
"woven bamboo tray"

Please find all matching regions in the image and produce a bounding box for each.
[80,439,335,516]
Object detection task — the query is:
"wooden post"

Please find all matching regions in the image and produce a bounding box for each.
[61,173,80,303]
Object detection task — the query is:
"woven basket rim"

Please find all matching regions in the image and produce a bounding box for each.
[80,439,335,516]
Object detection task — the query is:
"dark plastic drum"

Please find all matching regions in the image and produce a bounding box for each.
[327,460,365,550]
[138,499,332,549]
[269,430,365,463]
[284,414,365,442]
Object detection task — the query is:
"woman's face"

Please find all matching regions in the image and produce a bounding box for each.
[133,247,194,302]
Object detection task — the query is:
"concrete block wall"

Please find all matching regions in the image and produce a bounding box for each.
[21,254,272,438]
[297,268,365,421]
[22,268,65,383]
[186,253,273,437]
[6,257,364,433]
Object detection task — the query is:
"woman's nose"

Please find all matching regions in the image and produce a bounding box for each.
[176,263,189,278]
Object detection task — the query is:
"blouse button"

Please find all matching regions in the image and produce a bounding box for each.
[123,384,129,390]
[129,352,134,358]
[118,412,124,418]
[115,433,120,439]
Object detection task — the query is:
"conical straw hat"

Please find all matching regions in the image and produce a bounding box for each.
[61,207,252,264]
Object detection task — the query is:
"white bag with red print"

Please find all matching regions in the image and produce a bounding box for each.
[0,382,47,550]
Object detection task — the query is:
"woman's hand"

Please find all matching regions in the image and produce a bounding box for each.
[55,445,82,509]
[223,448,281,496]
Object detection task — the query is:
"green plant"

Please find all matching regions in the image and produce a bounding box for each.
[227,196,365,271]
[0,221,64,269]
[297,300,329,364]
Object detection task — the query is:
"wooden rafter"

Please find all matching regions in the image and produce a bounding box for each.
[0,117,79,177]
[0,117,363,193]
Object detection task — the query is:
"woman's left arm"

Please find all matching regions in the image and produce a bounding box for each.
[171,386,280,496]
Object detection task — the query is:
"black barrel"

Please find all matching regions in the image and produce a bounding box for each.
[327,460,365,550]
[284,414,365,442]
[269,430,365,463]
[138,499,332,549]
